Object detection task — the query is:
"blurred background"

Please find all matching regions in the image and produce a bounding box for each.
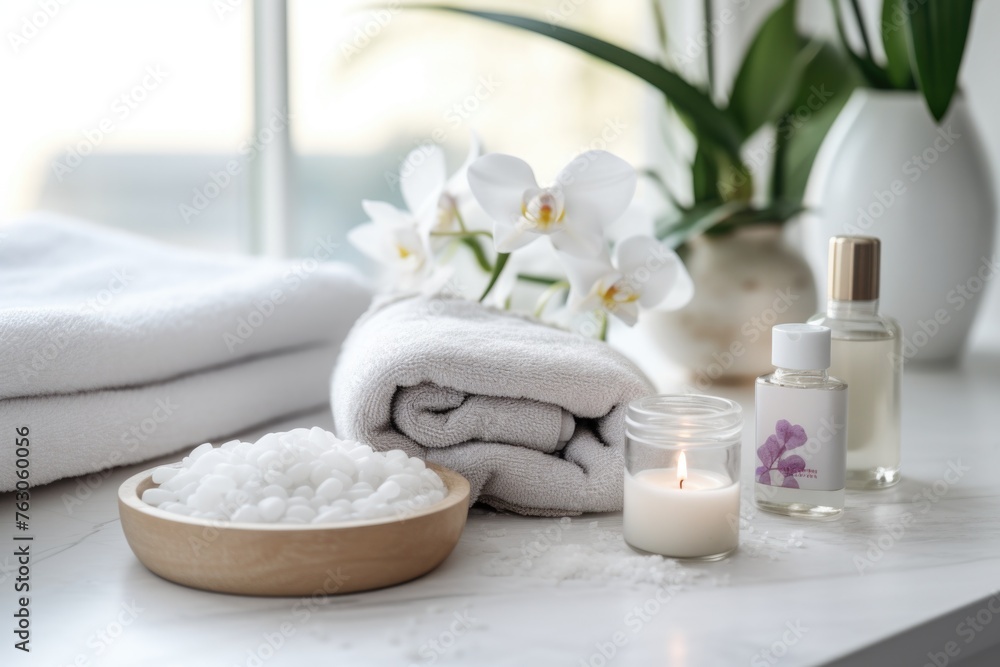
[4,0,998,245]
[3,0,998,357]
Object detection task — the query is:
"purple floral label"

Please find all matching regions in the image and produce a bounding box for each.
[754,383,847,492]
[756,420,819,487]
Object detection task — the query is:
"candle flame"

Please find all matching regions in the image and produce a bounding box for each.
[677,451,687,489]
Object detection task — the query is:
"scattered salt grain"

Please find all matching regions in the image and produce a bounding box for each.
[142,428,446,525]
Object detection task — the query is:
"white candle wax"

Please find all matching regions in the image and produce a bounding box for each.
[623,467,740,558]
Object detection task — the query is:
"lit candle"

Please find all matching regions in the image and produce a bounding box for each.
[623,395,743,560]
[623,458,739,559]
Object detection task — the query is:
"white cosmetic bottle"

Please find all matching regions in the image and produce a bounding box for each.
[755,324,847,519]
[809,236,902,489]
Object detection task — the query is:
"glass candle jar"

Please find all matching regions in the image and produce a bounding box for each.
[623,394,743,560]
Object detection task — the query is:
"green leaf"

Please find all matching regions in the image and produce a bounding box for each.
[880,0,914,88]
[656,201,748,249]
[727,0,804,136]
[478,252,510,302]
[459,236,492,273]
[691,147,720,204]
[831,0,892,89]
[904,0,975,122]
[775,41,859,204]
[707,201,805,236]
[410,5,744,159]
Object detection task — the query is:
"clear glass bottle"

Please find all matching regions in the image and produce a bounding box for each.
[755,324,847,519]
[809,236,902,489]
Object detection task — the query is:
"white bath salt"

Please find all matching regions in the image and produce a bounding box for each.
[478,517,703,588]
[142,427,446,524]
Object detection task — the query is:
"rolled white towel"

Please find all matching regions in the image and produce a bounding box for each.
[332,294,654,516]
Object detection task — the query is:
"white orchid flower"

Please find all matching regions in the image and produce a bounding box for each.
[400,132,481,236]
[467,150,637,258]
[348,134,482,289]
[562,235,694,326]
[347,200,432,288]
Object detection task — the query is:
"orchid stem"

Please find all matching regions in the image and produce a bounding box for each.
[431,230,492,238]
[533,280,569,318]
[517,273,562,286]
[598,310,609,342]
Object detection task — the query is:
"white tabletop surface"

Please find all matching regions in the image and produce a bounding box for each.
[7,298,1000,667]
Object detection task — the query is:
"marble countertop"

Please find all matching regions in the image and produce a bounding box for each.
[7,346,1000,666]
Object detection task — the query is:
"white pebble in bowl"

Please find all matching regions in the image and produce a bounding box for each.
[140,428,447,525]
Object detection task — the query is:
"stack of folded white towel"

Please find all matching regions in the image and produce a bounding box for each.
[0,213,371,490]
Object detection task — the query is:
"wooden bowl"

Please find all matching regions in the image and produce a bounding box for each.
[118,462,470,596]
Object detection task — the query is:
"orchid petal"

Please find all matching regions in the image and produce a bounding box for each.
[493,220,539,253]
[400,146,447,217]
[549,223,606,258]
[612,236,694,311]
[361,200,414,229]
[556,150,637,236]
[346,222,389,263]
[608,301,639,326]
[559,251,614,309]
[447,129,482,192]
[468,153,538,228]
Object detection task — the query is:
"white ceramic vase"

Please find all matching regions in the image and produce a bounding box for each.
[803,89,996,363]
[637,226,817,385]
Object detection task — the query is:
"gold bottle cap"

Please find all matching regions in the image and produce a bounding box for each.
[829,236,880,301]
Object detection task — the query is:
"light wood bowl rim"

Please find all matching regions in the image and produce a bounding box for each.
[118,461,470,532]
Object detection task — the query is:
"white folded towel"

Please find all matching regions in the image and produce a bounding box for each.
[0,213,372,490]
[0,213,369,398]
[0,343,339,490]
[332,295,653,516]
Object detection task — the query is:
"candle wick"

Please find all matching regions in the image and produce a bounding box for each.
[679,478,684,490]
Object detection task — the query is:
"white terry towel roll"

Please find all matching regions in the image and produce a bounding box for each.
[0,213,372,490]
[332,295,654,516]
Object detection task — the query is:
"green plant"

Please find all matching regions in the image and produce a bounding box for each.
[411,1,857,248]
[832,0,976,121]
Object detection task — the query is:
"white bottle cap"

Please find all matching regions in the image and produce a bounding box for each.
[772,323,831,370]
